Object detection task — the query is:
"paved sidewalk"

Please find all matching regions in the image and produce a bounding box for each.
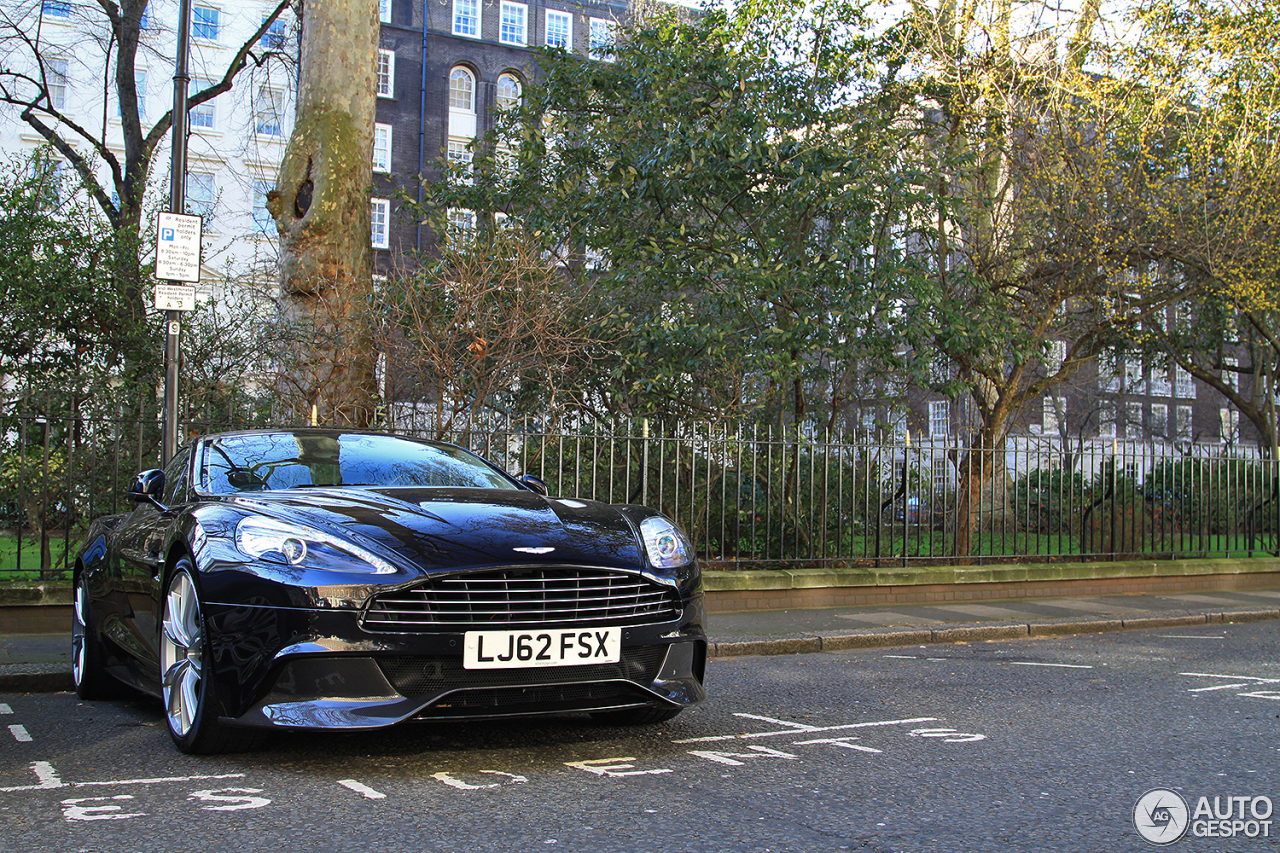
[4,588,1280,694]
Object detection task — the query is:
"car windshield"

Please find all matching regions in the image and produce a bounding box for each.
[199,432,520,494]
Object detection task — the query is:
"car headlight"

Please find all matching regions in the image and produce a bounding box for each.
[234,516,397,575]
[639,516,694,569]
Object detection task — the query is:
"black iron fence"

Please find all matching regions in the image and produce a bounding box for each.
[3,412,1277,580]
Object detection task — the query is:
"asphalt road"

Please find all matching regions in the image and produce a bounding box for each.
[2,623,1278,853]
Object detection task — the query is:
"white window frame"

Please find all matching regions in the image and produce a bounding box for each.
[42,1,71,18]
[186,170,216,218]
[46,57,68,110]
[1223,356,1239,392]
[495,73,521,111]
[448,66,475,113]
[588,17,617,61]
[1176,405,1193,440]
[191,5,220,42]
[373,123,392,173]
[379,0,392,24]
[453,0,480,38]
[447,138,473,184]
[1126,402,1143,439]
[1099,403,1116,438]
[1220,408,1239,442]
[928,400,950,438]
[251,178,274,232]
[253,86,284,137]
[1174,363,1196,398]
[1043,397,1065,435]
[500,2,527,45]
[189,78,215,130]
[1150,403,1169,439]
[371,198,390,249]
[260,16,288,51]
[545,10,572,49]
[377,50,395,99]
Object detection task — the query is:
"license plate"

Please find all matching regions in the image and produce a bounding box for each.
[463,628,621,670]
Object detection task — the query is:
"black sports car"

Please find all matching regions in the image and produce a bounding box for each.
[73,429,706,753]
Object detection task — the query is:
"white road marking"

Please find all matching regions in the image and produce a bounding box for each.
[0,762,244,794]
[1008,662,1093,669]
[793,737,882,754]
[1181,672,1280,683]
[909,728,987,743]
[9,725,31,742]
[0,703,12,714]
[1158,635,1226,640]
[60,795,144,822]
[688,746,800,766]
[1189,683,1251,692]
[566,758,672,778]
[883,655,918,659]
[337,780,387,799]
[674,715,938,744]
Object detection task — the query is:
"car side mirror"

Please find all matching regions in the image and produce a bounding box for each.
[519,473,549,496]
[127,469,167,508]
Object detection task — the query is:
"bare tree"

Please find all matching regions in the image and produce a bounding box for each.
[0,0,293,388]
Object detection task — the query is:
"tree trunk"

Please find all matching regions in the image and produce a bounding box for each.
[952,418,1014,560]
[267,0,380,427]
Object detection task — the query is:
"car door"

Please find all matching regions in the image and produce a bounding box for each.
[111,446,193,693]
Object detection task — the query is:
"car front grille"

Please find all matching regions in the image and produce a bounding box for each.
[361,567,682,631]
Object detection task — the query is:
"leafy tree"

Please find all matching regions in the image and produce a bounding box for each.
[1117,0,1280,455]
[889,0,1178,554]
[421,1,922,429]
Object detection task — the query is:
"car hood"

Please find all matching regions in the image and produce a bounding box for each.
[229,487,645,573]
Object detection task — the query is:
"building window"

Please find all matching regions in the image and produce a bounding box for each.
[379,0,391,24]
[1123,357,1145,395]
[448,67,474,112]
[42,1,70,18]
[545,10,571,49]
[186,171,215,217]
[447,138,473,183]
[1222,356,1239,392]
[260,16,287,50]
[453,0,479,37]
[192,5,219,41]
[373,123,391,173]
[1126,402,1143,439]
[1098,351,1121,393]
[252,179,274,232]
[1173,364,1196,398]
[1150,403,1168,438]
[931,456,950,491]
[189,79,215,130]
[1149,364,1171,396]
[46,58,68,110]
[371,198,389,249]
[1220,408,1239,442]
[1099,403,1116,438]
[928,400,950,438]
[377,50,395,99]
[588,17,617,61]
[1043,397,1065,435]
[1177,405,1193,441]
[254,87,283,137]
[495,73,521,111]
[500,2,526,45]
[447,208,475,242]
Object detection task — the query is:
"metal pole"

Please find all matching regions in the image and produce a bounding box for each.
[162,0,193,464]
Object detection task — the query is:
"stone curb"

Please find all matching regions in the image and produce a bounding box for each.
[707,606,1280,659]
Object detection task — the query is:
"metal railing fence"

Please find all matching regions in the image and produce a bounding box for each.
[3,412,1277,580]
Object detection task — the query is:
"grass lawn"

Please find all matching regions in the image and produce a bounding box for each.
[0,532,76,581]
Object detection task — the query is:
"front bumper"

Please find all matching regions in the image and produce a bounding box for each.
[202,598,707,731]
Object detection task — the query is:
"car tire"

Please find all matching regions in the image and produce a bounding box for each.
[160,558,268,755]
[72,573,123,700]
[590,705,683,726]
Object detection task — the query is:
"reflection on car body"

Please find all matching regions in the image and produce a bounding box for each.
[72,429,706,753]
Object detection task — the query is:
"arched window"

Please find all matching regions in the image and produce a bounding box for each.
[495,73,522,111]
[448,67,474,112]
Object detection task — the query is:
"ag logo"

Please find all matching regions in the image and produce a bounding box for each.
[1134,789,1190,845]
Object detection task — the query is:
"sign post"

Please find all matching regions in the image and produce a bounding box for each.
[161,0,195,465]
